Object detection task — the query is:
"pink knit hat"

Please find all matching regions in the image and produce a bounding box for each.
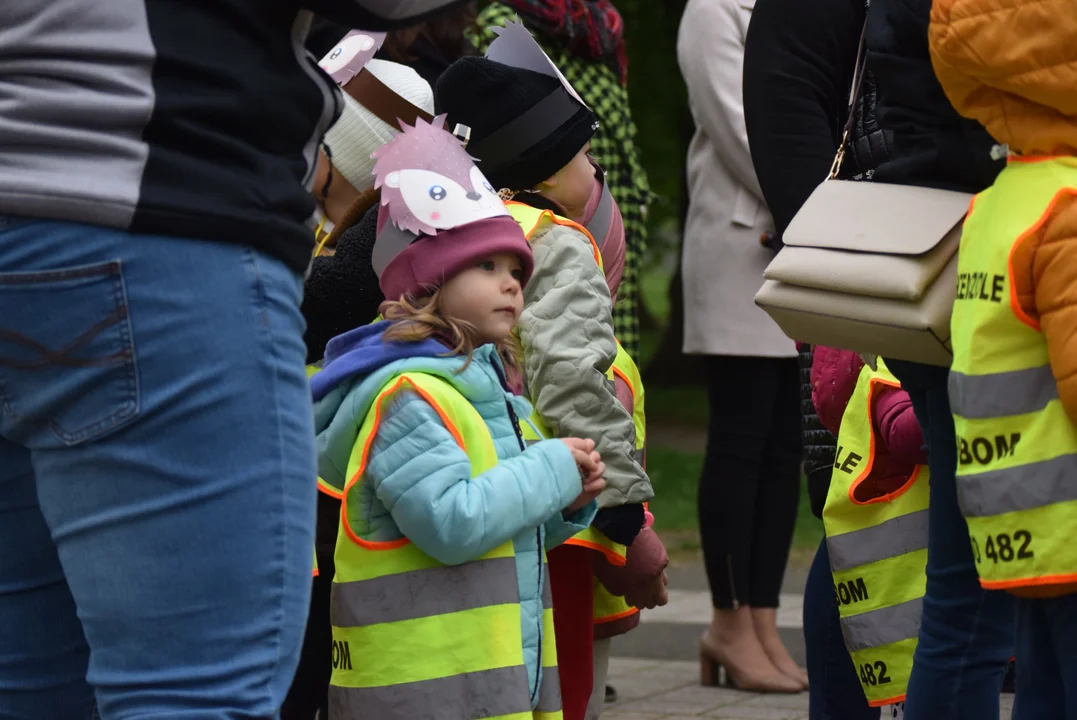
[371,116,533,300]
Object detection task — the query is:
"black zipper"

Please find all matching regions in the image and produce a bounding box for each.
[532,525,543,702]
[726,554,740,610]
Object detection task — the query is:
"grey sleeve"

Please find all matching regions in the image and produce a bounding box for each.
[518,225,654,507]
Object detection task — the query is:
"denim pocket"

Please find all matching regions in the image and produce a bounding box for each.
[0,260,138,447]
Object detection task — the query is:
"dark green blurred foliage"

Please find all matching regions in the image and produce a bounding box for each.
[619,0,691,249]
[474,0,692,244]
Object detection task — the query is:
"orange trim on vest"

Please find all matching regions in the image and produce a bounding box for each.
[868,692,907,708]
[317,478,343,500]
[610,364,635,402]
[340,376,467,550]
[593,606,639,624]
[1006,187,1077,332]
[848,376,922,506]
[506,200,603,269]
[313,566,320,577]
[980,569,1077,591]
[562,538,628,567]
[1007,155,1065,164]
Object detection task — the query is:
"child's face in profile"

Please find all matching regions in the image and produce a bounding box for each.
[538,143,597,222]
[440,252,526,345]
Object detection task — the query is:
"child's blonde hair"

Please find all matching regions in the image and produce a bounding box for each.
[380,290,523,382]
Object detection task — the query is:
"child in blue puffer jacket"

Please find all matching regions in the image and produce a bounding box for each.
[310,118,605,720]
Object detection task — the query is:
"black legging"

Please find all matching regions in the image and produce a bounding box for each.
[698,355,801,609]
[281,494,340,719]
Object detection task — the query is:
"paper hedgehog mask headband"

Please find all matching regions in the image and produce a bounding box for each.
[373,115,508,238]
[319,30,433,129]
[466,18,592,171]
[369,116,533,299]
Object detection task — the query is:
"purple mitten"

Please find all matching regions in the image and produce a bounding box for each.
[592,525,669,598]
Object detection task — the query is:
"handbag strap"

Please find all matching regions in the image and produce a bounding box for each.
[828,20,870,179]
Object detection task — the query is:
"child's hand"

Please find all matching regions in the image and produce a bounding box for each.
[561,438,600,476]
[561,438,606,512]
[566,474,606,513]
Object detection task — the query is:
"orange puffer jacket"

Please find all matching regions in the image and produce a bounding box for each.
[930,0,1077,597]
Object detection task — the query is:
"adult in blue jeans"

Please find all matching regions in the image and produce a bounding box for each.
[883,361,1016,718]
[0,2,465,718]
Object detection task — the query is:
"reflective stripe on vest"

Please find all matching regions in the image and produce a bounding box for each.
[949,158,1077,591]
[822,358,928,707]
[330,372,562,720]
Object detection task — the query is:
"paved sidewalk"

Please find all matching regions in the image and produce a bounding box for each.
[600,658,1016,720]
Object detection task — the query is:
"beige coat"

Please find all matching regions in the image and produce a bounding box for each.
[677,0,796,358]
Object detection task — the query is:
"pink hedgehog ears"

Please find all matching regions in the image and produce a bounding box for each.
[485,17,589,110]
[372,115,509,238]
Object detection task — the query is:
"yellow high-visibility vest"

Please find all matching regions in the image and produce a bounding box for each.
[823,359,929,707]
[330,372,562,719]
[950,157,1077,591]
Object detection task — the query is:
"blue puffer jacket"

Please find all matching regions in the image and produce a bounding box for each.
[312,322,596,703]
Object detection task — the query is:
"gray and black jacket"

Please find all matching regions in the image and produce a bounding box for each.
[0,0,464,274]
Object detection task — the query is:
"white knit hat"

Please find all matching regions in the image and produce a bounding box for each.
[323,59,435,192]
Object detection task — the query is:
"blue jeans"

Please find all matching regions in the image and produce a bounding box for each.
[1013,594,1077,720]
[885,360,1015,720]
[805,539,880,720]
[0,219,316,719]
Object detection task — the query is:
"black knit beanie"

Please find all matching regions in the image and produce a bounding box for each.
[435,56,597,192]
[301,204,384,364]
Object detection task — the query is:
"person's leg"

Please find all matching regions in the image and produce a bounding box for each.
[585,638,612,720]
[282,566,334,719]
[0,220,316,718]
[1044,594,1077,720]
[885,361,1016,720]
[549,544,595,720]
[804,539,880,720]
[749,358,803,681]
[698,356,797,690]
[282,497,340,720]
[1011,597,1065,720]
[0,438,95,718]
[699,355,769,612]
